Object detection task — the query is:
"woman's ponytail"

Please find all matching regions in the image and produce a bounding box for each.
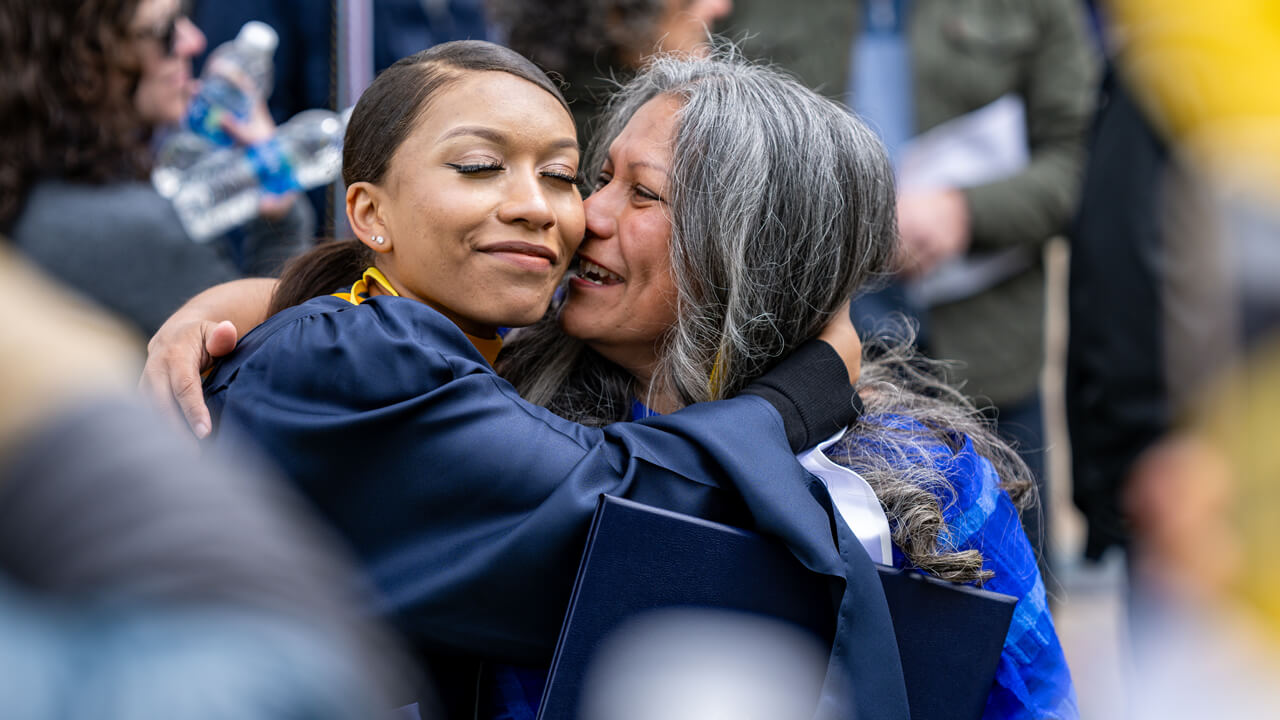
[268,239,372,315]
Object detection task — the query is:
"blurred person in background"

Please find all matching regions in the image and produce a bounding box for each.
[489,0,732,138]
[1066,3,1280,715]
[193,0,491,124]
[1121,341,1280,718]
[190,0,492,237]
[723,0,1098,572]
[1070,0,1280,567]
[0,0,313,338]
[1066,67,1173,565]
[0,239,411,718]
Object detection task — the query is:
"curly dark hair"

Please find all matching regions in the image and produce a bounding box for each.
[0,0,151,231]
[488,0,676,137]
[488,0,669,84]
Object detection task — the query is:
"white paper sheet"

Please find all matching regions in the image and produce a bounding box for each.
[898,94,1036,306]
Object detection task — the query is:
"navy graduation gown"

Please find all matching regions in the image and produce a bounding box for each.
[204,294,909,720]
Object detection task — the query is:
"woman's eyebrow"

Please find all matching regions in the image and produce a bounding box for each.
[628,160,669,175]
[438,126,507,143]
[437,127,579,153]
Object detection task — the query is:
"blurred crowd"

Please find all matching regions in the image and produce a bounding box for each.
[1,0,1278,718]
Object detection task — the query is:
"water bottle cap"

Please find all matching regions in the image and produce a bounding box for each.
[236,21,278,55]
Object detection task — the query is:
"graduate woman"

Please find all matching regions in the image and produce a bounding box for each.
[145,41,908,720]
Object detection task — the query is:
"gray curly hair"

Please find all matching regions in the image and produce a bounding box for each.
[498,46,1033,583]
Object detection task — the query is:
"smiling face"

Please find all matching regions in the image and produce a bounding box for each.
[352,70,584,338]
[561,94,683,386]
[130,0,205,127]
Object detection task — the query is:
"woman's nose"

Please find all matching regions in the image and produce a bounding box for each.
[582,187,619,240]
[175,16,206,58]
[499,173,556,230]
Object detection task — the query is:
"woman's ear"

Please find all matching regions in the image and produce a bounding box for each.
[347,181,393,254]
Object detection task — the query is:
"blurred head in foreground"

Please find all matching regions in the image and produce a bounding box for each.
[580,609,828,720]
[0,241,412,719]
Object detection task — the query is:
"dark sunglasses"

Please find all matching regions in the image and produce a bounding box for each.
[134,13,182,56]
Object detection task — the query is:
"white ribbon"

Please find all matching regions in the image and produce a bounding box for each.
[797,430,893,565]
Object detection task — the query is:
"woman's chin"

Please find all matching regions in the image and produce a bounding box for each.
[490,301,554,330]
[558,304,603,344]
[472,282,563,330]
[136,101,188,130]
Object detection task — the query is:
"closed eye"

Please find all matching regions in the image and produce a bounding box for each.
[446,162,504,174]
[634,185,664,203]
[542,168,582,185]
[593,169,664,203]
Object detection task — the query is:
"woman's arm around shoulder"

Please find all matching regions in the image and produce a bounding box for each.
[204,296,864,661]
[139,277,278,436]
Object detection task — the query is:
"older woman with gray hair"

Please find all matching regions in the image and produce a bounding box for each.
[143,46,1074,720]
[497,48,1077,720]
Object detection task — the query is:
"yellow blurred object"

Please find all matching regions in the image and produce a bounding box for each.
[1109,0,1280,200]
[1189,339,1280,646]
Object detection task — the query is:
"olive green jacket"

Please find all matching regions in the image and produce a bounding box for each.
[726,0,1098,406]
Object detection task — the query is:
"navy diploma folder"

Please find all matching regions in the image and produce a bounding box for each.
[536,494,1016,720]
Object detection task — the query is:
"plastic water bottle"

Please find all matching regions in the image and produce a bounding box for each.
[168,108,350,242]
[186,21,278,147]
[154,23,277,196]
[153,131,216,198]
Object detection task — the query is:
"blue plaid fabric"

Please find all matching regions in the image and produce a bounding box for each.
[861,414,1078,720]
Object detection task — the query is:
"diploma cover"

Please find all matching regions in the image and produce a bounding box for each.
[537,495,1015,720]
